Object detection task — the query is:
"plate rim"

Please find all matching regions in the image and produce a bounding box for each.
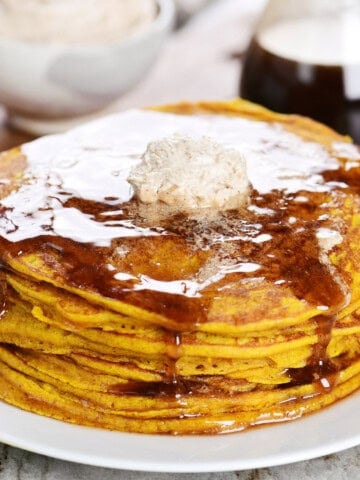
[1,391,359,473]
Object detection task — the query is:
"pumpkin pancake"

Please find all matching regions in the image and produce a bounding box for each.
[0,99,359,434]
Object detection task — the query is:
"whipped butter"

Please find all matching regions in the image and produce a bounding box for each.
[128,135,250,211]
[0,0,157,44]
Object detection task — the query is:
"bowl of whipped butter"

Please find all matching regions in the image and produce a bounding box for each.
[0,0,175,133]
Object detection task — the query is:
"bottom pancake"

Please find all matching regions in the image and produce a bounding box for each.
[0,345,359,434]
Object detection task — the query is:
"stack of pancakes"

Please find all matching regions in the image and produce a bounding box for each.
[0,100,359,434]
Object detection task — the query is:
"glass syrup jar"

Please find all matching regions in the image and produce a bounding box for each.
[240,0,360,143]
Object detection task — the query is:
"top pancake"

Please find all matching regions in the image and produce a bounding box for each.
[0,99,360,332]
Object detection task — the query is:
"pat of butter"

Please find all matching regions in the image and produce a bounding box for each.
[128,135,250,211]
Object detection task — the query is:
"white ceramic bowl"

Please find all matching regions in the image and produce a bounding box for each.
[0,0,175,132]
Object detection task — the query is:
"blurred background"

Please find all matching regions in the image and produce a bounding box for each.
[1,0,359,145]
[0,0,266,147]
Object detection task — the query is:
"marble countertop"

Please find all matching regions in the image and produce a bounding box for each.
[1,444,359,479]
[1,1,359,478]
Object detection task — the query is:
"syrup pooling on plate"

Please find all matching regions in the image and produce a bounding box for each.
[0,110,359,401]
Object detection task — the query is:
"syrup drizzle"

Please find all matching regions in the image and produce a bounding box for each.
[286,315,340,393]
[0,110,358,402]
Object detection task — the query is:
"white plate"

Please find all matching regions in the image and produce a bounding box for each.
[1,391,359,473]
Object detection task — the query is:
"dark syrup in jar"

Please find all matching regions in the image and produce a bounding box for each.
[240,17,360,143]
